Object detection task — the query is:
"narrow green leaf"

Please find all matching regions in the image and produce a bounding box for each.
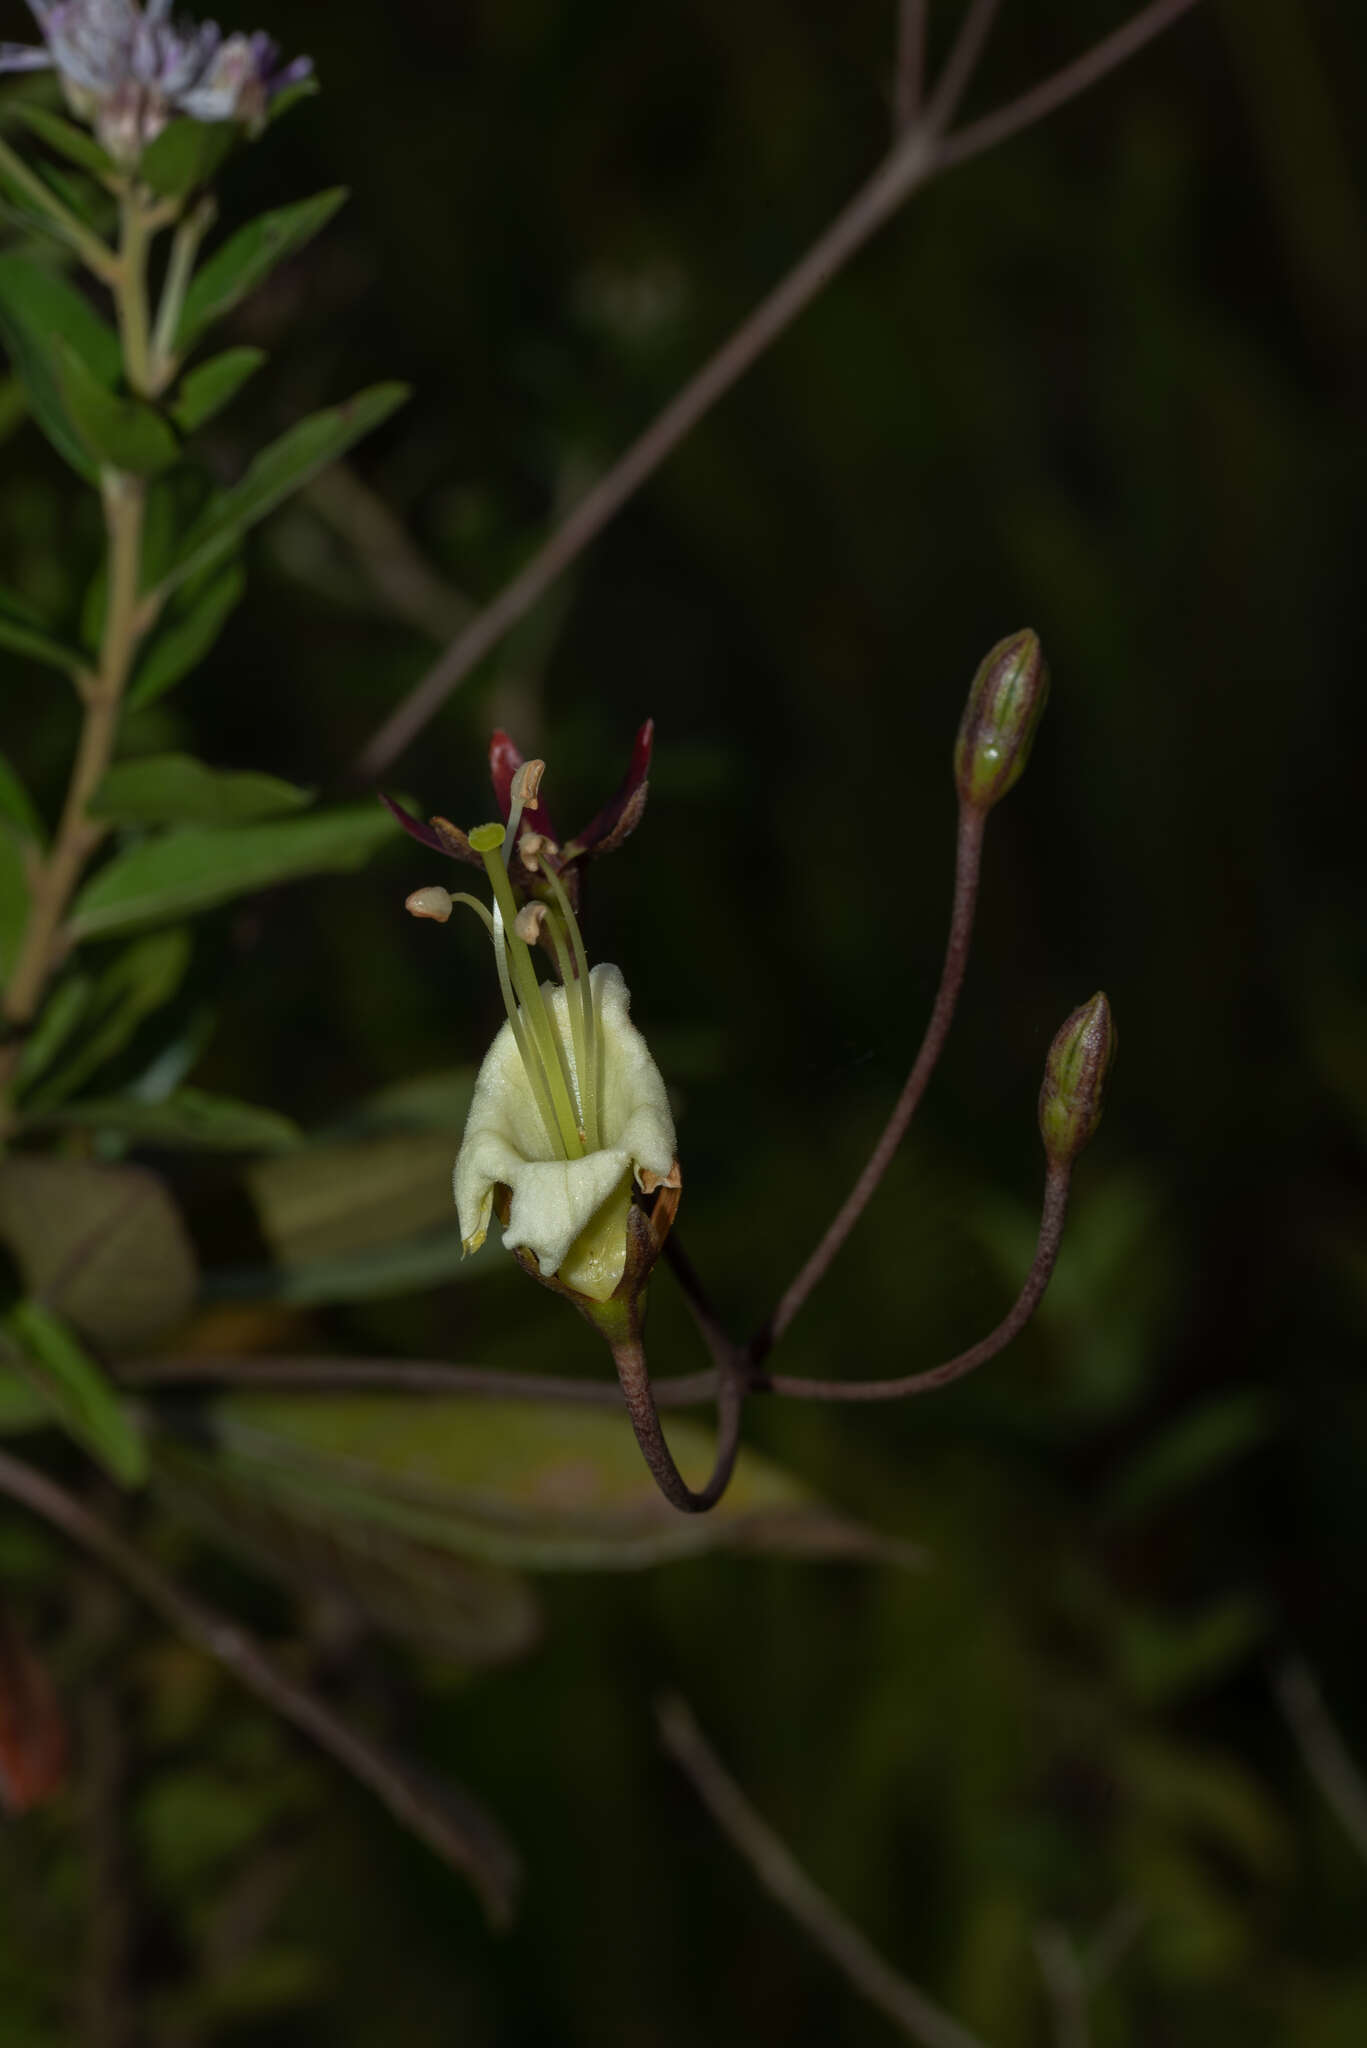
[170,346,266,433]
[53,337,180,476]
[176,188,347,353]
[12,971,92,1093]
[208,1228,485,1307]
[0,752,44,849]
[20,928,191,1111]
[8,104,115,177]
[6,1299,148,1485]
[0,1364,49,1437]
[29,1087,302,1153]
[248,1130,468,1267]
[88,753,312,828]
[167,1394,911,1573]
[136,117,236,199]
[0,1156,198,1353]
[155,1460,541,1664]
[126,558,244,709]
[0,253,119,476]
[264,76,320,129]
[0,585,84,672]
[160,383,410,596]
[0,825,28,980]
[68,805,397,941]
[1105,1392,1279,1524]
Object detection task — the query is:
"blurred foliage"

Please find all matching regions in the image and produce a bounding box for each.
[1,0,1366,2041]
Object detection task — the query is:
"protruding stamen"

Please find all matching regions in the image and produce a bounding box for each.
[470,819,584,1159]
[503,757,546,865]
[537,854,600,1151]
[405,886,453,922]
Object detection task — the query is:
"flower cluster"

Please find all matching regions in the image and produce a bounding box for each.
[0,0,310,161]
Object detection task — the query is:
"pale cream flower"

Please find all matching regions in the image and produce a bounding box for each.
[400,761,678,1307]
[454,963,675,1302]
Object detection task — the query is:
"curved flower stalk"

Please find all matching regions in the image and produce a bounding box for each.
[395,745,753,1515]
[0,0,310,161]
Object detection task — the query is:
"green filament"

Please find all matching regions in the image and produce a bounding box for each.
[537,856,600,1152]
[470,822,583,1159]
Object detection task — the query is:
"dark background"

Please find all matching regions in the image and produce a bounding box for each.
[3,0,1367,2040]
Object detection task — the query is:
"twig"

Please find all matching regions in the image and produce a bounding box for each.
[894,0,930,130]
[935,0,1204,173]
[749,804,985,1367]
[1273,1654,1367,1870]
[663,1232,741,1375]
[1033,1926,1089,2048]
[0,469,149,1097]
[118,1352,722,1408]
[657,1694,990,2048]
[610,1337,745,1514]
[0,1447,521,1924]
[352,0,1202,780]
[922,0,1006,136]
[303,462,473,644]
[761,1161,1069,1401]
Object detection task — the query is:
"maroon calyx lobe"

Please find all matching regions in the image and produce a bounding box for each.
[562,718,653,860]
[380,719,654,899]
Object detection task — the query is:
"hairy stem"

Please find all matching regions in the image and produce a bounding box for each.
[749,803,985,1366]
[1,469,148,1094]
[658,1694,989,2048]
[0,1447,521,1923]
[112,191,155,398]
[761,1161,1070,1401]
[610,1336,745,1513]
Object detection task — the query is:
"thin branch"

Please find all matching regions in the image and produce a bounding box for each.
[922,0,1006,136]
[762,1161,1070,1401]
[894,0,930,131]
[935,0,1204,173]
[303,462,473,644]
[1033,1926,1089,2048]
[657,1694,990,2048]
[350,112,937,780]
[749,804,985,1367]
[352,0,1201,781]
[0,1448,520,1924]
[663,1231,741,1375]
[611,1338,745,1514]
[1274,1654,1367,1871]
[118,1352,721,1408]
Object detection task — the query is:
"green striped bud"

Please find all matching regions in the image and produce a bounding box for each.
[1039,992,1116,1166]
[954,629,1050,811]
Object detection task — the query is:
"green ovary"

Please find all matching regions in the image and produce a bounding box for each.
[557,1168,634,1302]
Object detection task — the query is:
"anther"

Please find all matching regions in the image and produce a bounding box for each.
[511,760,545,809]
[518,832,545,871]
[514,901,548,944]
[405,886,453,922]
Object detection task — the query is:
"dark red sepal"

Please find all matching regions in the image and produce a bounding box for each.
[565,719,654,858]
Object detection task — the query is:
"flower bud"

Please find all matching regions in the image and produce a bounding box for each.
[1039,992,1116,1166]
[953,629,1050,812]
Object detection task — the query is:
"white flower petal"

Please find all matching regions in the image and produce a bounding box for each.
[453,962,675,1295]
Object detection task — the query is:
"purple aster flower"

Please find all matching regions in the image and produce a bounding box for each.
[0,1,311,162]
